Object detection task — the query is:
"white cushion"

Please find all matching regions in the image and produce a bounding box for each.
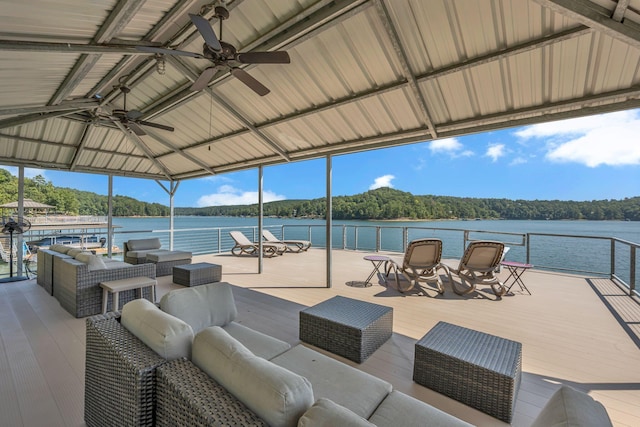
[146,250,192,262]
[530,386,612,427]
[127,238,162,251]
[66,248,84,257]
[75,253,107,271]
[50,244,71,254]
[222,321,291,360]
[121,298,194,360]
[368,390,473,427]
[160,282,237,334]
[271,344,392,419]
[298,398,374,427]
[192,326,313,427]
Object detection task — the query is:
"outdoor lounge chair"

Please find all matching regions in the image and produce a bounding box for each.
[440,240,507,297]
[262,229,311,253]
[229,231,285,257]
[384,238,445,294]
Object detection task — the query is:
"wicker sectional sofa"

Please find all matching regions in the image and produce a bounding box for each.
[38,244,156,318]
[84,282,613,427]
[123,238,192,276]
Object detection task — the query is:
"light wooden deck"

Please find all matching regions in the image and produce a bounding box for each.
[1,248,639,426]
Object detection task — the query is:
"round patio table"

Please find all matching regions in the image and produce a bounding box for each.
[362,255,392,287]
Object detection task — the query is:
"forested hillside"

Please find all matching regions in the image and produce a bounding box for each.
[1,170,637,220]
[0,170,169,216]
[178,187,640,221]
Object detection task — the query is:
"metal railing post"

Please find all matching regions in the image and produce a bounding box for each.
[403,227,408,252]
[611,239,615,279]
[376,226,381,252]
[217,228,221,254]
[526,233,531,264]
[630,246,636,296]
[355,226,359,251]
[342,225,346,250]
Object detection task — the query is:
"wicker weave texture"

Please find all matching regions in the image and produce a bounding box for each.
[85,313,166,427]
[173,262,222,287]
[156,359,267,427]
[413,321,522,422]
[155,258,191,277]
[54,257,156,318]
[299,296,393,363]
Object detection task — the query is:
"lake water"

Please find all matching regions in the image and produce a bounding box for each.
[3,217,639,284]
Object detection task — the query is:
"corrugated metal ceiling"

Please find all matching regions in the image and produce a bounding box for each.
[1,0,639,181]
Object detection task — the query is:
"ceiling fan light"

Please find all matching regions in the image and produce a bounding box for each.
[155,55,166,75]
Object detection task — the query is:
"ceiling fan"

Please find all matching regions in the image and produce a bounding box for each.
[105,84,175,136]
[137,3,290,95]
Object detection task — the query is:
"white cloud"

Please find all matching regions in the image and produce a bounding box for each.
[515,110,640,166]
[485,144,505,162]
[429,138,474,158]
[510,157,527,166]
[369,175,395,190]
[196,185,286,207]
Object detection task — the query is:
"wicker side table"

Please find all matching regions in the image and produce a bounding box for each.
[413,321,522,422]
[299,295,393,363]
[173,262,222,287]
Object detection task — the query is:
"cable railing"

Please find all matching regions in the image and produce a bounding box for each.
[5,223,637,298]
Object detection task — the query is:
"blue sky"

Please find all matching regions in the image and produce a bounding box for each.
[3,109,640,207]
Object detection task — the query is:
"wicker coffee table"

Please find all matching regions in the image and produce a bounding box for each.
[413,321,522,422]
[299,296,393,363]
[173,262,222,287]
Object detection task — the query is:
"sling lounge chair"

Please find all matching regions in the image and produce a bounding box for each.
[385,238,444,294]
[262,229,311,253]
[229,231,285,257]
[440,240,507,297]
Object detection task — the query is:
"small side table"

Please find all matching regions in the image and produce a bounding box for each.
[362,255,391,287]
[501,261,533,295]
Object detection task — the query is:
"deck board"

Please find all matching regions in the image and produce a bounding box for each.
[0,248,638,426]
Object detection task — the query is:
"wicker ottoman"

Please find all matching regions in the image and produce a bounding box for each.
[413,321,522,422]
[173,262,222,287]
[299,296,393,363]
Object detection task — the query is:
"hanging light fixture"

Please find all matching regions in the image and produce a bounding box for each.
[155,54,166,75]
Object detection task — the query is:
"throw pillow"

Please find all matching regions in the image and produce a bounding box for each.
[121,298,194,360]
[298,398,375,427]
[74,253,107,271]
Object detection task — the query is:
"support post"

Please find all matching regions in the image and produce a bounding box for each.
[108,175,113,257]
[258,166,264,273]
[326,155,332,288]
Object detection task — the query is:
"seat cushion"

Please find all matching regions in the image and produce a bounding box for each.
[192,326,314,427]
[127,238,162,251]
[298,398,374,427]
[271,344,392,419]
[530,386,612,427]
[368,390,473,427]
[121,298,194,360]
[146,250,192,263]
[222,321,291,360]
[160,282,237,334]
[75,252,107,271]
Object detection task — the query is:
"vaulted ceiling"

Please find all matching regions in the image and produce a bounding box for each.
[1,0,639,182]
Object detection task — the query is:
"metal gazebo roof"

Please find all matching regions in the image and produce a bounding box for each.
[0,0,639,182]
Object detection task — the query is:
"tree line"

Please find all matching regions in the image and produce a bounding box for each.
[0,170,637,220]
[178,187,640,221]
[0,170,169,217]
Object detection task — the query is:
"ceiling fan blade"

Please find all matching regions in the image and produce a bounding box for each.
[136,45,203,58]
[189,14,222,52]
[137,120,175,132]
[190,67,218,91]
[231,68,270,96]
[126,110,143,120]
[127,122,147,136]
[237,51,290,64]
